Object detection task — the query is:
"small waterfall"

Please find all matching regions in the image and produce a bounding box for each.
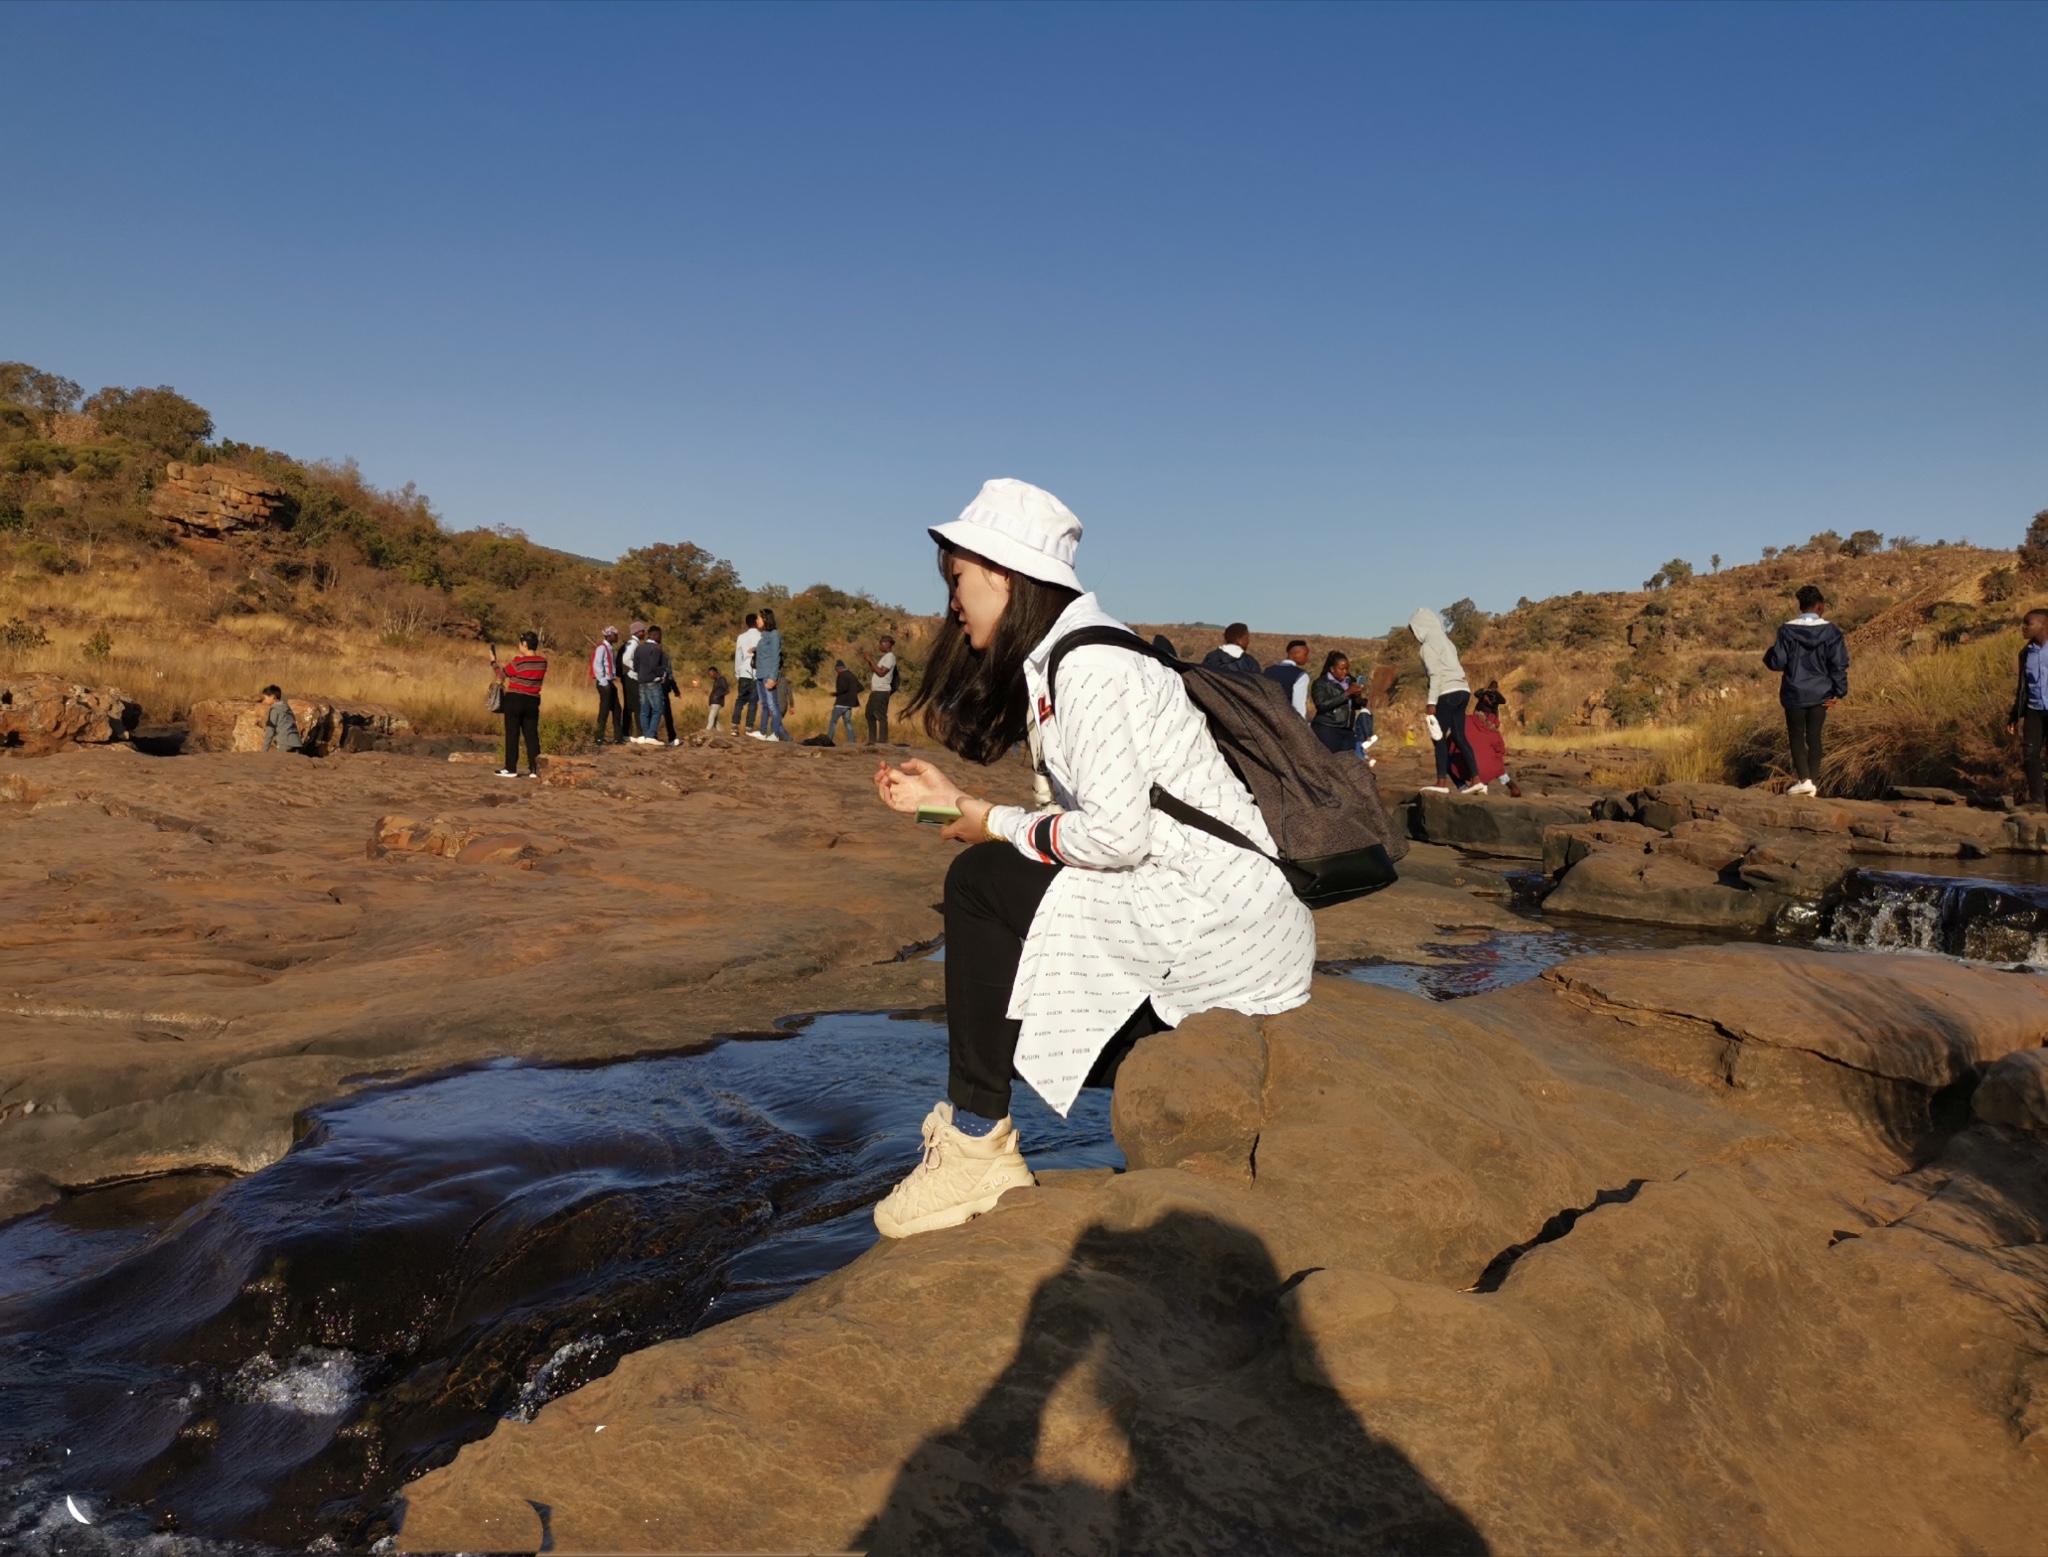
[1827,870,2048,966]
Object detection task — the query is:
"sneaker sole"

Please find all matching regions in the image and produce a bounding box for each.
[872,1173,1035,1239]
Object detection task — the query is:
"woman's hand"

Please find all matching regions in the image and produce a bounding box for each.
[943,796,993,844]
[874,756,963,815]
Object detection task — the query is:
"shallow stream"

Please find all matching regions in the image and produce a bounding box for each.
[6,859,2045,1553]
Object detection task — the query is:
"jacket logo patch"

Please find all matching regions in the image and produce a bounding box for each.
[1037,695,1054,724]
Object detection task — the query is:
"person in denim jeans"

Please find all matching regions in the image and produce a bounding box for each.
[634,629,672,745]
[752,607,790,741]
[827,659,860,743]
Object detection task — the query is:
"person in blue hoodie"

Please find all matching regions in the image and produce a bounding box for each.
[751,606,790,741]
[1763,585,1849,797]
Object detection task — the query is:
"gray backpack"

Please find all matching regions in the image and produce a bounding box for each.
[1045,628,1405,908]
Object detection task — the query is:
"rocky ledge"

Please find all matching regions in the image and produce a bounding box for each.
[398,946,2048,1555]
[0,673,140,755]
[1413,781,2039,931]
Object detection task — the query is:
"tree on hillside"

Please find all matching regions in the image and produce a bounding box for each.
[2019,511,2048,578]
[1804,530,1843,555]
[84,385,213,453]
[1440,597,1488,653]
[613,542,748,628]
[1841,529,1885,557]
[1711,554,1721,573]
[0,362,82,415]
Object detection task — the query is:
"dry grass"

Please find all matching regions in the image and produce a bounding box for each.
[0,548,933,752]
[1638,633,2023,797]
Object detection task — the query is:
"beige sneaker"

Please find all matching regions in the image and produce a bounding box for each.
[873,1102,1035,1239]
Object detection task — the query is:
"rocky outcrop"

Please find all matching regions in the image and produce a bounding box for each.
[1530,781,2036,931]
[0,673,140,755]
[1410,789,1599,856]
[1975,1047,2048,1133]
[397,956,2048,1556]
[147,461,291,537]
[186,694,412,756]
[372,814,560,866]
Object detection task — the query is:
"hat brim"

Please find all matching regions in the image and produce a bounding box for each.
[928,519,1082,592]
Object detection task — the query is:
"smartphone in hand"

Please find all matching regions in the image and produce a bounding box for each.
[915,805,962,826]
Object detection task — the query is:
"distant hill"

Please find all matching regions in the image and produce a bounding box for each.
[1370,535,2037,737]
[0,359,921,691]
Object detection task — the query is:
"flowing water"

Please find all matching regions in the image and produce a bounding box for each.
[0,1012,1115,1555]
[9,858,2047,1554]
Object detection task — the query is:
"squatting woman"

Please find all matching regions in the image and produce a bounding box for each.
[869,478,1316,1239]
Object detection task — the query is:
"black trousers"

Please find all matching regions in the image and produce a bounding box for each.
[2025,709,2046,806]
[620,676,641,736]
[866,690,892,743]
[1432,689,1478,783]
[657,685,677,742]
[1786,703,1827,781]
[944,841,1166,1118]
[501,693,541,773]
[595,682,626,742]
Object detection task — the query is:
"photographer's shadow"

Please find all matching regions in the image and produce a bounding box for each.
[859,1210,1487,1556]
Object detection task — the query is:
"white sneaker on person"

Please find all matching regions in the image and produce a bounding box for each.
[668,738,681,747]
[495,768,518,778]
[1461,782,1489,795]
[1421,783,1451,794]
[873,1101,1035,1239]
[1789,779,1818,797]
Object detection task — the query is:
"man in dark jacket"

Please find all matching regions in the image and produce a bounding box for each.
[632,628,673,745]
[828,659,862,744]
[1202,623,1262,675]
[2007,608,2048,808]
[1762,585,1848,797]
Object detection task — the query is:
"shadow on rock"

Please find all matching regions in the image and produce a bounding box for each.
[859,1210,1486,1556]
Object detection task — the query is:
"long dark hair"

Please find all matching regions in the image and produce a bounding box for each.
[908,544,1080,765]
[1320,650,1348,679]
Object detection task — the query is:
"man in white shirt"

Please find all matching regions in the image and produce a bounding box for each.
[860,634,898,744]
[731,614,761,734]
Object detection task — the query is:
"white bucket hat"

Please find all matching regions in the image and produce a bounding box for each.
[928,478,1083,592]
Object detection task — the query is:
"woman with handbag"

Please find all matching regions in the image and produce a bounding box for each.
[868,478,1315,1239]
[491,632,547,778]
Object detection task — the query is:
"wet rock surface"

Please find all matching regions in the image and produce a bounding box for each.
[7,742,2048,1554]
[401,967,2048,1556]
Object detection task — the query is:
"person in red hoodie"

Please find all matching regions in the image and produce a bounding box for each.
[1448,683,1523,798]
[491,632,547,778]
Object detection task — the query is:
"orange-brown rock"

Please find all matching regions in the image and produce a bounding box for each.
[398,958,2048,1556]
[0,672,140,755]
[148,460,291,536]
[186,693,412,755]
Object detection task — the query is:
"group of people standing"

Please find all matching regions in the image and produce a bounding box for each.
[589,621,686,747]
[1197,618,1520,796]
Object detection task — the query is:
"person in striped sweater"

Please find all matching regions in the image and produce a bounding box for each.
[492,632,547,778]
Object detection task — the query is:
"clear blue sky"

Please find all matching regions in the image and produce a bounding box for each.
[5,2,2043,636]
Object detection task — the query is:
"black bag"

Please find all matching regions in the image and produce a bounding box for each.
[1045,628,1405,909]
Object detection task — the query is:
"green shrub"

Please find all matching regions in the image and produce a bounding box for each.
[0,498,22,532]
[1,618,50,652]
[18,539,71,573]
[82,627,114,662]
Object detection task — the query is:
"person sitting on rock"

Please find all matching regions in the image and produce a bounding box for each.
[259,685,303,753]
[1764,584,1848,798]
[1449,683,1523,798]
[1201,622,1262,675]
[869,478,1315,1240]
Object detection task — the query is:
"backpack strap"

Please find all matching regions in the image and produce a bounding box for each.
[1042,626,1310,887]
[1043,627,1177,718]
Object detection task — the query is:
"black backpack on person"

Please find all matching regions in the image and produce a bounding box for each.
[1044,628,1405,909]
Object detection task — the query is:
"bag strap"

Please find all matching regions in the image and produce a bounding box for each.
[1043,627,1177,718]
[1039,625,1307,883]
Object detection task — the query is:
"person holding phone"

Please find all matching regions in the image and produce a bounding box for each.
[868,478,1314,1239]
[492,632,547,778]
